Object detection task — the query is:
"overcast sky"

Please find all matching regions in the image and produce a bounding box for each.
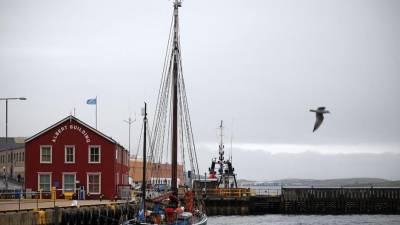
[1,0,399,180]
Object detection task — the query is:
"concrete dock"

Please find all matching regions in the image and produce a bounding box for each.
[0,199,131,212]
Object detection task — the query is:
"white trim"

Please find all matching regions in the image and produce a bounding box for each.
[88,145,101,163]
[26,115,117,144]
[64,145,75,163]
[62,172,76,193]
[87,172,101,194]
[40,145,52,164]
[116,172,119,185]
[37,172,52,192]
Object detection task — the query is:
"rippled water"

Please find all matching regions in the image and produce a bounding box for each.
[208,215,400,225]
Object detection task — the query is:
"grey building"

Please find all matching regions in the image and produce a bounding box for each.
[0,137,25,182]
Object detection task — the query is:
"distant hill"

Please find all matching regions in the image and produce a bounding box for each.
[280,178,390,187]
[238,178,400,187]
[237,179,256,184]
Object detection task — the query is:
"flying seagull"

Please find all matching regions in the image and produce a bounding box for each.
[309,107,330,132]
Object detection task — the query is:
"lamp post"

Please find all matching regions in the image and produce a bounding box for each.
[0,97,27,142]
[123,115,136,156]
[2,166,8,190]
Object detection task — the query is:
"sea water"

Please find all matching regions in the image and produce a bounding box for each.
[208,215,400,225]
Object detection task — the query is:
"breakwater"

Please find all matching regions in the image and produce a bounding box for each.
[282,187,400,214]
[203,187,400,215]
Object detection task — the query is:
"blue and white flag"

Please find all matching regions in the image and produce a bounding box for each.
[86,98,97,105]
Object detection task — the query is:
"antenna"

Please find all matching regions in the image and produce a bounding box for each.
[173,0,182,7]
[219,120,224,162]
[230,118,234,163]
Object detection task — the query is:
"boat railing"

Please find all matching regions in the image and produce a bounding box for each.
[193,187,281,198]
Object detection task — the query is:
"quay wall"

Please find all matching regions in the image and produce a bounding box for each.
[204,187,400,215]
[281,187,400,214]
[1,187,400,224]
[0,202,137,225]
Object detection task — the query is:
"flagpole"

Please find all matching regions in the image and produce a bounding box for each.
[95,96,98,129]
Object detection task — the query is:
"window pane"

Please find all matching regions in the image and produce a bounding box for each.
[65,147,74,162]
[39,174,50,191]
[90,147,99,162]
[64,174,75,191]
[88,174,100,193]
[41,147,51,162]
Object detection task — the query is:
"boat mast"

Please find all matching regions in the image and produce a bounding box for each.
[142,103,147,212]
[219,120,225,164]
[171,0,182,203]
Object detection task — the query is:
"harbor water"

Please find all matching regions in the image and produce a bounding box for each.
[208,215,400,225]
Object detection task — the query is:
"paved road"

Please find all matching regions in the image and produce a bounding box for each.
[0,199,132,211]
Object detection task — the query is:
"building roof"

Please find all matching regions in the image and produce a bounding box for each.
[0,137,26,151]
[25,115,124,149]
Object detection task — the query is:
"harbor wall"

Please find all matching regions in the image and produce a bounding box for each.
[204,187,400,215]
[281,187,400,214]
[0,203,137,225]
[1,187,400,225]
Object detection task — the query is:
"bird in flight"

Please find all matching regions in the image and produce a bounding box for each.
[309,107,330,132]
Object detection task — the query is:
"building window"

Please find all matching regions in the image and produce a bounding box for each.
[87,173,101,194]
[38,173,51,192]
[63,173,76,192]
[88,146,101,163]
[40,146,52,163]
[64,146,75,163]
[22,152,24,162]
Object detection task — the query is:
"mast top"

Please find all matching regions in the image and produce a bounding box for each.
[219,120,224,162]
[173,0,182,8]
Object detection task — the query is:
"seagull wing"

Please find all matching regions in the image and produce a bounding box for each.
[313,113,324,132]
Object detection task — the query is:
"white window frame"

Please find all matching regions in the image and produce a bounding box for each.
[88,145,101,163]
[64,145,75,163]
[87,172,101,194]
[116,172,119,185]
[40,145,52,164]
[62,172,76,193]
[37,172,52,192]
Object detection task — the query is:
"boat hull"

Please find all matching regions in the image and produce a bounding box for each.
[120,214,207,225]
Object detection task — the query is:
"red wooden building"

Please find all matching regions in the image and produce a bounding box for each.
[25,115,129,199]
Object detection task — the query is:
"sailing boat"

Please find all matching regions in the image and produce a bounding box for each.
[122,0,207,224]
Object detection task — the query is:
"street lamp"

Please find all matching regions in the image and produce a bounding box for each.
[123,114,136,156]
[0,97,27,142]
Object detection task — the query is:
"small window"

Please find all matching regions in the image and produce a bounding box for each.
[40,146,52,163]
[63,173,76,192]
[38,173,51,192]
[87,173,101,194]
[64,146,75,163]
[88,146,101,163]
